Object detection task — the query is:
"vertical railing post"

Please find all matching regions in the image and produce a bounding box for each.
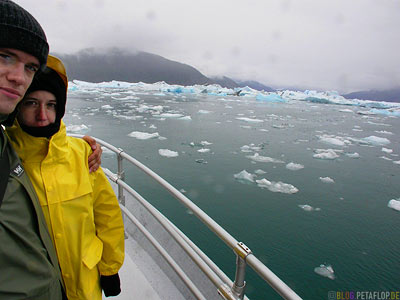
[117,149,125,206]
[232,242,252,299]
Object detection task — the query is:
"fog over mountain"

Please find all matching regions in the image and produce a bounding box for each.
[55,47,399,102]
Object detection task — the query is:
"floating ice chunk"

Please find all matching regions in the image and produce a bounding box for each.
[345,152,360,158]
[158,149,179,158]
[200,141,213,146]
[66,124,89,133]
[149,124,157,129]
[314,264,335,280]
[234,170,255,183]
[313,149,340,160]
[286,162,304,171]
[360,136,390,146]
[256,178,299,194]
[339,109,354,113]
[197,148,210,153]
[198,110,211,114]
[195,159,208,164]
[154,113,184,118]
[319,135,348,147]
[382,148,393,154]
[247,153,285,163]
[380,156,392,161]
[137,104,163,113]
[320,177,335,183]
[298,205,321,212]
[394,161,400,165]
[128,131,160,140]
[388,199,400,211]
[254,169,267,175]
[236,117,264,123]
[241,144,262,152]
[179,116,192,120]
[256,93,286,103]
[101,105,113,109]
[375,130,393,135]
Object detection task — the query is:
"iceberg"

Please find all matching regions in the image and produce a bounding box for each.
[298,205,320,212]
[359,136,390,146]
[234,170,255,183]
[197,148,210,153]
[314,264,335,280]
[158,149,179,158]
[313,149,341,160]
[388,199,400,211]
[247,153,285,163]
[256,178,299,194]
[236,117,264,123]
[286,162,304,171]
[127,131,160,140]
[319,177,335,184]
[66,124,89,133]
[256,93,286,103]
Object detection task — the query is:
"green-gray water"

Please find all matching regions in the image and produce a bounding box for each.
[65,84,400,299]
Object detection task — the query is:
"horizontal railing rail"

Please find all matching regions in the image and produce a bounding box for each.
[70,134,302,300]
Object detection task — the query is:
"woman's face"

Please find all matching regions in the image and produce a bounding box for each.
[18,90,57,127]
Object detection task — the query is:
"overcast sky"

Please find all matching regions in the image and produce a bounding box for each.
[16,0,400,93]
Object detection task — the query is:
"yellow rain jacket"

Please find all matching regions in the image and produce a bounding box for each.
[6,121,125,300]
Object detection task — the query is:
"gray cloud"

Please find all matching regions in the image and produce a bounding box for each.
[16,0,400,93]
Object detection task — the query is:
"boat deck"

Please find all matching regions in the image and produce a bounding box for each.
[102,232,185,300]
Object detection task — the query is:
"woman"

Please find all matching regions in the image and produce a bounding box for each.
[6,55,124,300]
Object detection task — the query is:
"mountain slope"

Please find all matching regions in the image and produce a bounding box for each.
[56,48,211,86]
[342,88,400,103]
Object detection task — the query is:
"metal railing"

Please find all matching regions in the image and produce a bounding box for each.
[71,134,302,300]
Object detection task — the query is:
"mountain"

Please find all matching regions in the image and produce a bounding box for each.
[342,88,400,103]
[56,48,211,86]
[235,80,275,92]
[54,48,275,91]
[210,76,239,89]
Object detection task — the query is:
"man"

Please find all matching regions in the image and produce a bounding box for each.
[0,1,99,298]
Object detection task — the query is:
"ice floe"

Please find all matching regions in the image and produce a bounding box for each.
[314,264,335,280]
[246,153,285,163]
[320,177,335,184]
[256,178,299,194]
[236,117,264,123]
[388,199,400,211]
[355,136,391,146]
[127,131,160,140]
[345,152,360,158]
[381,148,393,154]
[313,149,341,160]
[234,170,255,183]
[298,205,321,211]
[66,124,89,133]
[286,162,304,171]
[197,148,211,153]
[158,149,179,158]
[254,169,267,175]
[318,134,351,147]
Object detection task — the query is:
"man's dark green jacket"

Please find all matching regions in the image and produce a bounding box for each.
[0,114,65,299]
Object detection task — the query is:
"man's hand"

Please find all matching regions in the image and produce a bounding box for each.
[82,135,102,173]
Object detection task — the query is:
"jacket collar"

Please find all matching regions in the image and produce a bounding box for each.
[6,120,69,163]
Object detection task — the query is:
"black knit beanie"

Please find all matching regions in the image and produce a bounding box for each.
[19,67,66,138]
[0,0,49,69]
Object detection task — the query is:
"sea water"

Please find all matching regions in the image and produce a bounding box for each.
[64,82,400,299]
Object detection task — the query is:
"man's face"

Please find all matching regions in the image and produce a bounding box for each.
[0,48,40,115]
